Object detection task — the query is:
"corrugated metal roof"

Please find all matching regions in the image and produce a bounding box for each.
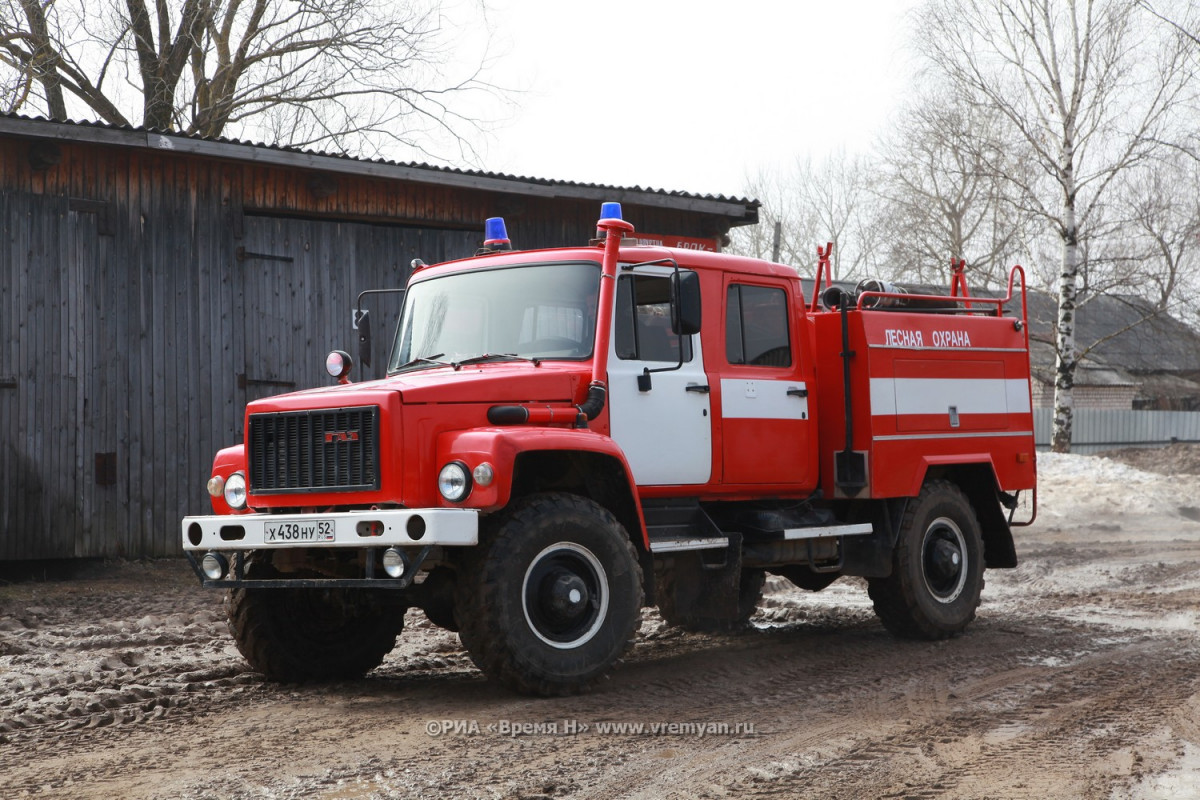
[1024,291,1200,374]
[0,113,759,222]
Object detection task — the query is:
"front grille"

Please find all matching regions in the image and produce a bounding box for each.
[248,406,381,494]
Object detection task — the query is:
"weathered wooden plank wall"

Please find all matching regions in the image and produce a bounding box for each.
[0,130,741,560]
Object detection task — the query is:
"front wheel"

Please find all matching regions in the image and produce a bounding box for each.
[455,493,644,696]
[225,558,406,681]
[867,480,985,640]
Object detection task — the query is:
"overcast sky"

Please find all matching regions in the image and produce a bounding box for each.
[455,0,924,199]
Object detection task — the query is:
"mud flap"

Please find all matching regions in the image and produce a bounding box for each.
[841,498,907,578]
[659,534,746,624]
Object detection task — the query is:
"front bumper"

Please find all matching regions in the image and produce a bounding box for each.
[181,508,479,551]
[180,508,479,590]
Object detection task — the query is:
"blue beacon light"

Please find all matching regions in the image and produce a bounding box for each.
[483,217,511,249]
[599,202,623,221]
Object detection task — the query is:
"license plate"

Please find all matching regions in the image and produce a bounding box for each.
[264,519,335,543]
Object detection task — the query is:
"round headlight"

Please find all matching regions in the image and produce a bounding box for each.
[437,461,472,502]
[224,472,248,510]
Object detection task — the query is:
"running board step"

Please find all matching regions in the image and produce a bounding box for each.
[781,522,873,540]
[643,498,728,553]
[649,536,730,554]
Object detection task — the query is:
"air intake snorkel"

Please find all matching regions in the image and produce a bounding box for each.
[578,202,633,424]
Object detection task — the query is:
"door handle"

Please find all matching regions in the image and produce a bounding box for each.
[685,384,711,393]
[787,388,808,398]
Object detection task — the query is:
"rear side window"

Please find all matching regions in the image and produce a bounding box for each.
[726,284,791,367]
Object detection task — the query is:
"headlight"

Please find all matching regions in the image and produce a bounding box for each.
[438,461,472,502]
[224,472,248,510]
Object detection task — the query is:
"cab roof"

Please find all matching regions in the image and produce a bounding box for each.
[412,243,803,283]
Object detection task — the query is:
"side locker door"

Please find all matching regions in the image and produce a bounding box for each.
[719,280,814,486]
[607,266,713,485]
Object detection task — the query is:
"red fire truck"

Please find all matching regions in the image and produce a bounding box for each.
[182,203,1036,696]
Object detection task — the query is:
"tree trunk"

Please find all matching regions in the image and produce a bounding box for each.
[19,0,67,120]
[1052,196,1079,454]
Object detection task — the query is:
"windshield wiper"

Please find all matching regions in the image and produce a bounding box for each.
[454,352,542,367]
[396,353,454,371]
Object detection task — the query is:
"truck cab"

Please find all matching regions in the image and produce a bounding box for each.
[183,203,1036,695]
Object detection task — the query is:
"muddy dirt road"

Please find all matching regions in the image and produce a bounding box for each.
[4,452,1200,799]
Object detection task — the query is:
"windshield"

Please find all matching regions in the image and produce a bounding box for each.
[389,262,601,372]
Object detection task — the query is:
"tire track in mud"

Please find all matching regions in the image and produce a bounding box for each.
[426,604,1092,800]
[0,570,262,760]
[6,534,1200,800]
[689,627,1200,799]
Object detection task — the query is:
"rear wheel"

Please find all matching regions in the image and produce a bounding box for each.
[455,493,643,696]
[868,480,985,640]
[226,558,406,681]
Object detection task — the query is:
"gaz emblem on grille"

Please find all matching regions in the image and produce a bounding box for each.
[324,431,360,443]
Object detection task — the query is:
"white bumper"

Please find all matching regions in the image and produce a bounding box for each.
[182,508,478,551]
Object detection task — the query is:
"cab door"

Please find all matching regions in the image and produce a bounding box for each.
[607,266,712,485]
[719,280,814,487]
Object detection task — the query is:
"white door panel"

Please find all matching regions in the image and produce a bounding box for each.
[607,267,712,485]
[720,379,809,420]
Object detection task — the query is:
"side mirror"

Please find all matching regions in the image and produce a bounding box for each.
[670,270,702,336]
[354,308,372,368]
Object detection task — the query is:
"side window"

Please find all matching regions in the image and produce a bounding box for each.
[615,274,693,362]
[726,284,791,367]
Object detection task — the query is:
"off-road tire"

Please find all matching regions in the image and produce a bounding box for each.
[867,480,985,640]
[226,559,406,682]
[654,566,766,633]
[455,493,644,696]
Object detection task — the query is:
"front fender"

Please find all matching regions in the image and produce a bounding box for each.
[435,427,646,542]
[208,444,247,515]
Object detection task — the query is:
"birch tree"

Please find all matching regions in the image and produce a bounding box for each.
[917,0,1194,451]
[0,0,497,159]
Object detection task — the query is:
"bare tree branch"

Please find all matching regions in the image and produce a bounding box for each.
[0,0,503,162]
[916,0,1196,451]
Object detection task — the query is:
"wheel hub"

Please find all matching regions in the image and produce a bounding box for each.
[542,570,590,623]
[522,542,609,649]
[922,518,968,604]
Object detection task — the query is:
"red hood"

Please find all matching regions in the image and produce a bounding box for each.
[245,361,587,413]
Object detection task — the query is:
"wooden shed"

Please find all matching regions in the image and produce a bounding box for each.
[0,114,758,561]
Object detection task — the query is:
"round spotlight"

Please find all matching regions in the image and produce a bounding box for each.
[325,350,353,380]
[201,551,229,580]
[382,547,408,579]
[224,472,248,510]
[437,461,471,502]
